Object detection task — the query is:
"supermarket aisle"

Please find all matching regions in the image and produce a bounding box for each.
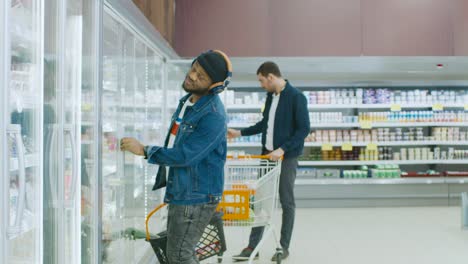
[203,207,468,264]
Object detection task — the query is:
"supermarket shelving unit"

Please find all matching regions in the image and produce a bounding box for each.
[224,57,468,207]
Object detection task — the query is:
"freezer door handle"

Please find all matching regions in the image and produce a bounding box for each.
[6,124,26,237]
[64,125,78,208]
[47,124,59,208]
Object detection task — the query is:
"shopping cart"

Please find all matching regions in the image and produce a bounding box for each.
[219,155,283,264]
[145,203,227,263]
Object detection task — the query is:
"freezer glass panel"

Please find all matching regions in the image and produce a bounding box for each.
[80,1,99,263]
[144,49,164,217]
[63,2,83,263]
[7,0,42,263]
[101,12,121,263]
[43,1,84,263]
[166,62,188,122]
[43,1,60,263]
[101,10,168,263]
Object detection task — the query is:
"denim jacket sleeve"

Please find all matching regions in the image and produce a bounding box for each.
[145,112,226,167]
[280,93,310,152]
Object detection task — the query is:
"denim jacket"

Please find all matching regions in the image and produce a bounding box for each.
[146,92,227,205]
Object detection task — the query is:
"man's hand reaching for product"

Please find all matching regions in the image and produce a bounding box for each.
[227,128,241,139]
[268,148,284,161]
[120,137,145,156]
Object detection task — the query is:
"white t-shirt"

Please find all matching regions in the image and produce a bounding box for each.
[265,92,280,151]
[168,98,194,148]
[164,97,194,182]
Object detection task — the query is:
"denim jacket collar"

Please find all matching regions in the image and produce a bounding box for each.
[179,93,216,112]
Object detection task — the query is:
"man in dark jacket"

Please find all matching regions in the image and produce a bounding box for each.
[121,50,231,264]
[228,61,310,261]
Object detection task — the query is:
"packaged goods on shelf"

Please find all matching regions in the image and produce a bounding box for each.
[402,170,442,177]
[443,171,468,177]
[316,169,340,179]
[304,88,468,105]
[297,168,317,178]
[342,167,369,178]
[359,111,468,123]
[369,165,401,178]
[228,113,262,125]
[301,146,468,161]
[225,91,265,106]
[228,134,261,143]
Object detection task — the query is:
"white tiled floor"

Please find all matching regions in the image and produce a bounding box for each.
[203,207,468,264]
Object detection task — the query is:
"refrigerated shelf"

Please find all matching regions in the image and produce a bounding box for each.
[9,153,39,172]
[295,177,446,185]
[228,141,468,147]
[296,177,468,185]
[229,122,468,128]
[308,103,467,110]
[311,122,468,128]
[227,103,468,111]
[298,160,468,166]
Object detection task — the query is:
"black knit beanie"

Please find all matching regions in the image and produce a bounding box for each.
[195,51,228,83]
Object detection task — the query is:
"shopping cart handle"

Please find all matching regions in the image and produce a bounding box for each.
[145,203,168,241]
[227,155,271,159]
[227,155,283,160]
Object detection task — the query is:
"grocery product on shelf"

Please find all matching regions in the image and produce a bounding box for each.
[358,111,468,123]
[300,146,468,161]
[228,113,262,125]
[369,165,401,178]
[304,89,468,105]
[306,127,468,143]
[225,91,265,106]
[228,134,261,143]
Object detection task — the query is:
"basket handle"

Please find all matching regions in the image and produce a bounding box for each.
[145,203,167,241]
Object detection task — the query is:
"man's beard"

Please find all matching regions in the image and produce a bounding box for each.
[182,82,210,95]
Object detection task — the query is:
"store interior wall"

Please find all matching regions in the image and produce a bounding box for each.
[175,0,273,57]
[173,0,465,57]
[453,0,468,55]
[361,0,453,56]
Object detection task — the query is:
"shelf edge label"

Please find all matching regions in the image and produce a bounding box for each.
[341,143,353,151]
[360,121,372,129]
[390,104,401,112]
[321,143,333,151]
[432,103,444,111]
[366,143,378,151]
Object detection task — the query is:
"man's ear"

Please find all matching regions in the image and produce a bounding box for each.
[267,73,275,82]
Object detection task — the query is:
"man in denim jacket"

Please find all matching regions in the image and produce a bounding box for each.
[120,50,231,264]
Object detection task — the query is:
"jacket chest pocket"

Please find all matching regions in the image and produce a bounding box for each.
[180,122,196,133]
[175,121,197,143]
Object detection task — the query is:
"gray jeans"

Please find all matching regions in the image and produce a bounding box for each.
[248,156,298,250]
[166,203,218,264]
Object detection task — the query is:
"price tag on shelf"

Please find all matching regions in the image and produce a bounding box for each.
[341,143,353,151]
[366,143,378,151]
[464,104,468,111]
[390,104,401,112]
[82,104,93,111]
[321,143,333,151]
[432,103,444,111]
[359,121,372,129]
